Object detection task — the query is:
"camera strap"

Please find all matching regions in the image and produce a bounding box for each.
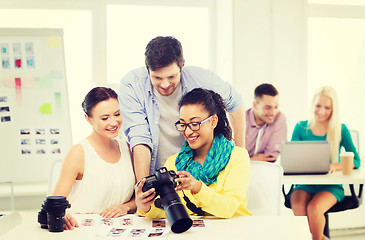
[154,193,205,216]
[182,190,205,216]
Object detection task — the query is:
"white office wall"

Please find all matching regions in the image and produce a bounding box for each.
[232,0,308,138]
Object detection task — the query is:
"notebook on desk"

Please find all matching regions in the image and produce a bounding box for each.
[280,141,331,175]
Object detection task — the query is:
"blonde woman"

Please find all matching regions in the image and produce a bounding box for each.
[289,86,360,240]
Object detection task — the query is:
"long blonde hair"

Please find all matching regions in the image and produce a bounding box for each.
[309,86,341,162]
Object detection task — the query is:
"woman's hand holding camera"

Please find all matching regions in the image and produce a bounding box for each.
[175,171,202,194]
[135,178,156,214]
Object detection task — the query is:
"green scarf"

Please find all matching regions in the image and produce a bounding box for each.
[175,134,234,186]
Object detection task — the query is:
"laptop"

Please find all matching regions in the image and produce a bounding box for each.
[280,141,331,175]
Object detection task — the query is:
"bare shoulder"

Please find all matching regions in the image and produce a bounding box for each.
[63,144,85,168]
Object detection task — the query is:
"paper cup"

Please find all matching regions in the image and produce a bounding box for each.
[340,152,354,175]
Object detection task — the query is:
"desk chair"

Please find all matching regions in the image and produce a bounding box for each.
[283,184,363,238]
[47,159,63,195]
[247,161,283,215]
[283,129,363,238]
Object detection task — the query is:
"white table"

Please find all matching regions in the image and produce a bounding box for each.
[0,212,311,240]
[283,166,365,185]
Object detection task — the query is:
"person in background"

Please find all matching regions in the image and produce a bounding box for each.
[52,87,136,230]
[135,88,251,218]
[289,86,360,240]
[245,83,287,162]
[119,36,245,182]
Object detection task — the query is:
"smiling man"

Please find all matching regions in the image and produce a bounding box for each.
[119,36,245,181]
[245,83,287,162]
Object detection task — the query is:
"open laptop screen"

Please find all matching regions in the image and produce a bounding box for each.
[280,141,331,175]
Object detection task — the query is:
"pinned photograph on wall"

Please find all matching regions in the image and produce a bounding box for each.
[21,139,31,145]
[13,42,22,55]
[0,106,10,112]
[36,149,46,154]
[25,42,34,55]
[0,43,9,55]
[51,148,61,154]
[36,129,45,135]
[20,129,31,135]
[2,57,10,69]
[14,57,22,69]
[0,96,8,103]
[36,139,46,145]
[50,128,60,134]
[50,139,59,144]
[26,56,35,68]
[1,116,11,122]
[21,149,31,155]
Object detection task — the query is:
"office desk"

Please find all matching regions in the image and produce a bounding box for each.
[283,167,365,185]
[1,212,310,240]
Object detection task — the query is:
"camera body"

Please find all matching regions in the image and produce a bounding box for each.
[38,196,70,232]
[142,167,192,234]
[142,167,178,193]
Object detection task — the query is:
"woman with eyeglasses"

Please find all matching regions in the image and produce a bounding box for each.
[135,88,251,218]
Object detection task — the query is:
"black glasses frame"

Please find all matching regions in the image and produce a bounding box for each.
[175,115,213,132]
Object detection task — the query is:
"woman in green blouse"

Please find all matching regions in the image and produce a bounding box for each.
[290,86,360,240]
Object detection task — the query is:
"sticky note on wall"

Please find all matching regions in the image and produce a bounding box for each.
[40,77,52,88]
[40,103,52,114]
[48,37,60,48]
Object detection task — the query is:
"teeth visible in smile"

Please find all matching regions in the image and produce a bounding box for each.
[188,136,198,141]
[108,127,118,131]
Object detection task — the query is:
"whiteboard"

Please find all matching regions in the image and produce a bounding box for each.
[0,28,72,183]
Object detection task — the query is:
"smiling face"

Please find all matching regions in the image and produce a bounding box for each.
[253,94,280,126]
[149,63,181,96]
[313,94,333,124]
[85,98,122,139]
[179,104,217,153]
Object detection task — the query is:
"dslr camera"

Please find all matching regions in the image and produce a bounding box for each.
[38,196,70,232]
[142,167,193,233]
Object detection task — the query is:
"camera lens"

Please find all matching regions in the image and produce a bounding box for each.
[144,167,193,234]
[159,185,193,233]
[166,201,193,233]
[37,207,48,229]
[39,196,70,232]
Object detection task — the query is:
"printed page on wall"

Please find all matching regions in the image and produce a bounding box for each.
[0,28,72,183]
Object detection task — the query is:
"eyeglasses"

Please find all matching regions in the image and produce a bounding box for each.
[175,115,213,132]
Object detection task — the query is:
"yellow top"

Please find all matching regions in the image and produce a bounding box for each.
[142,146,251,219]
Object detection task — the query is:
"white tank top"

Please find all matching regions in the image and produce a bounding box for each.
[67,138,135,213]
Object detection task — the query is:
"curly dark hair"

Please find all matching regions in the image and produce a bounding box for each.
[179,88,232,141]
